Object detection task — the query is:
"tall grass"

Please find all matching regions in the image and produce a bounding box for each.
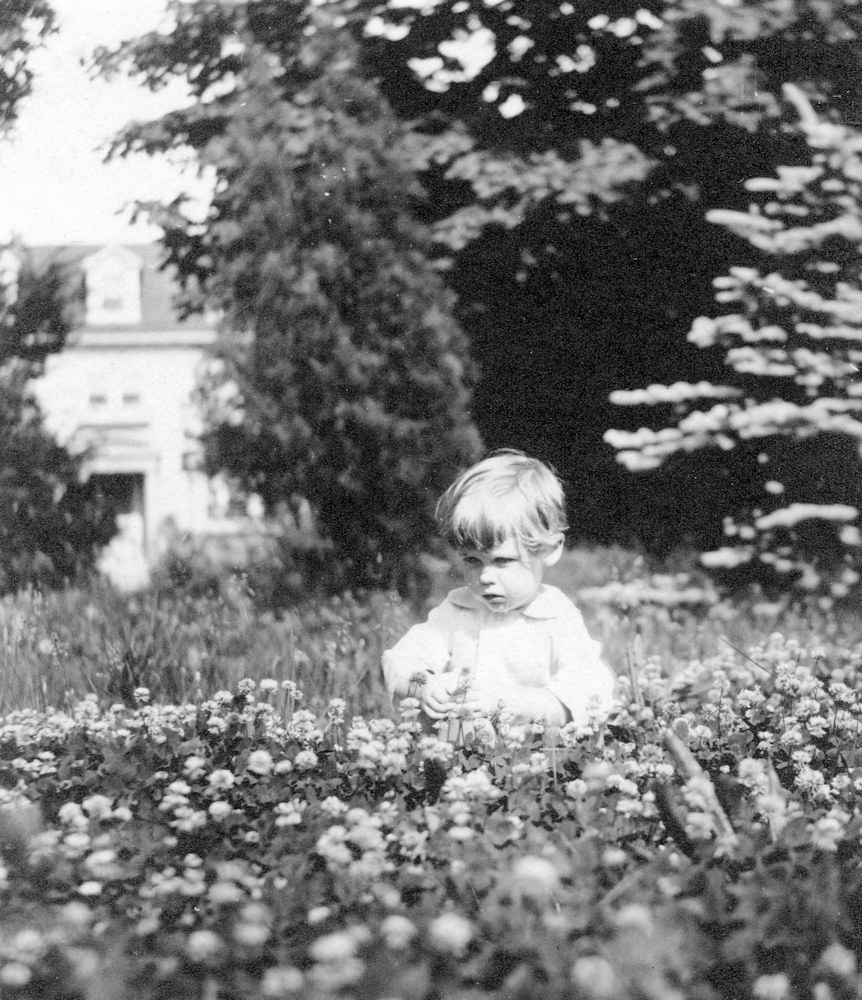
[1,545,860,716]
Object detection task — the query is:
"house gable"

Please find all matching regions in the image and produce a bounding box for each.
[82,244,143,327]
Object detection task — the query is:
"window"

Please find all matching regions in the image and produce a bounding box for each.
[82,246,143,327]
[89,393,108,406]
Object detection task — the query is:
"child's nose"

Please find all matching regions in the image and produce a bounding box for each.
[479,564,495,583]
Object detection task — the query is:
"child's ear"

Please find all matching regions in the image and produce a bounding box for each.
[541,534,565,567]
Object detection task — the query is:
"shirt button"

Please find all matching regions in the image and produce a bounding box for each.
[495,612,504,620]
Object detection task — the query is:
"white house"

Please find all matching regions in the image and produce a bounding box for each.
[27,243,254,590]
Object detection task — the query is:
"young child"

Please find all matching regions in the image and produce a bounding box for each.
[383,450,615,730]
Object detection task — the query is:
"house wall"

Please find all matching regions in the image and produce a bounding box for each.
[34,329,220,559]
[24,244,261,592]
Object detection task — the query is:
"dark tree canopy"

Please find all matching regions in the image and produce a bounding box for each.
[607,86,862,595]
[357,0,862,552]
[98,0,862,558]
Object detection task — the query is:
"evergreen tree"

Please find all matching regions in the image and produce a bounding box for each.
[606,85,862,596]
[106,7,482,589]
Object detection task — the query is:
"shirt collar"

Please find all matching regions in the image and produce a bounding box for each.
[447,585,568,619]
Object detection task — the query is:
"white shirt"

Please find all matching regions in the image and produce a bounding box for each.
[382,584,615,726]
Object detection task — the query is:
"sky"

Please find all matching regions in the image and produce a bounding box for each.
[0,0,212,247]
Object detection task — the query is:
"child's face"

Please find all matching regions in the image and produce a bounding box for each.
[458,535,561,613]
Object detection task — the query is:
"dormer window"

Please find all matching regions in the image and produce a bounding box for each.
[82,246,143,327]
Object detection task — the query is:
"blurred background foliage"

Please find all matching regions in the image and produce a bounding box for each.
[2,0,862,600]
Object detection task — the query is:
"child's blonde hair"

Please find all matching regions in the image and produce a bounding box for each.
[436,449,568,553]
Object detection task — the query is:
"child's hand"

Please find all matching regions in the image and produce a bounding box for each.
[418,674,462,720]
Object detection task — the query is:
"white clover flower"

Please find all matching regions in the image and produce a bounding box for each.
[428,912,473,955]
[183,755,207,779]
[59,901,92,930]
[234,921,270,947]
[319,796,348,818]
[259,679,279,694]
[601,847,627,868]
[818,943,856,978]
[447,826,474,842]
[614,904,653,931]
[207,716,228,734]
[261,966,304,995]
[294,750,319,771]
[62,832,92,857]
[380,914,417,950]
[685,811,716,841]
[81,795,114,820]
[208,800,232,821]
[310,930,356,963]
[0,963,32,988]
[11,928,44,958]
[84,848,120,880]
[811,811,849,852]
[275,800,306,827]
[247,750,274,776]
[209,881,246,905]
[171,807,208,833]
[570,955,620,998]
[58,802,88,829]
[316,826,352,867]
[208,769,236,790]
[307,906,331,926]
[133,687,151,705]
[186,930,223,962]
[565,779,588,799]
[511,855,560,897]
[77,881,102,897]
[753,972,790,1000]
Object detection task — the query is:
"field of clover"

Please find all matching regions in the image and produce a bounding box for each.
[5,614,862,1000]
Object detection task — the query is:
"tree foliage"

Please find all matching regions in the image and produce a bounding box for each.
[0,5,117,593]
[363,0,862,549]
[0,252,117,594]
[99,0,862,556]
[100,3,482,589]
[606,85,862,596]
[0,0,55,139]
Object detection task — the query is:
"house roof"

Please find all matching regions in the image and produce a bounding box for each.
[26,243,216,333]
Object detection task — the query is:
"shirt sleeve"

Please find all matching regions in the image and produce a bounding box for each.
[544,605,616,727]
[381,600,458,703]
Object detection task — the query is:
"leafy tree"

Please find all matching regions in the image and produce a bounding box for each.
[0,251,117,593]
[0,4,116,592]
[100,4,482,589]
[100,0,862,554]
[363,0,862,549]
[605,85,862,596]
[0,1,56,138]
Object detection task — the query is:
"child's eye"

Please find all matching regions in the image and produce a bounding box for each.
[493,558,514,567]
[462,555,482,567]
